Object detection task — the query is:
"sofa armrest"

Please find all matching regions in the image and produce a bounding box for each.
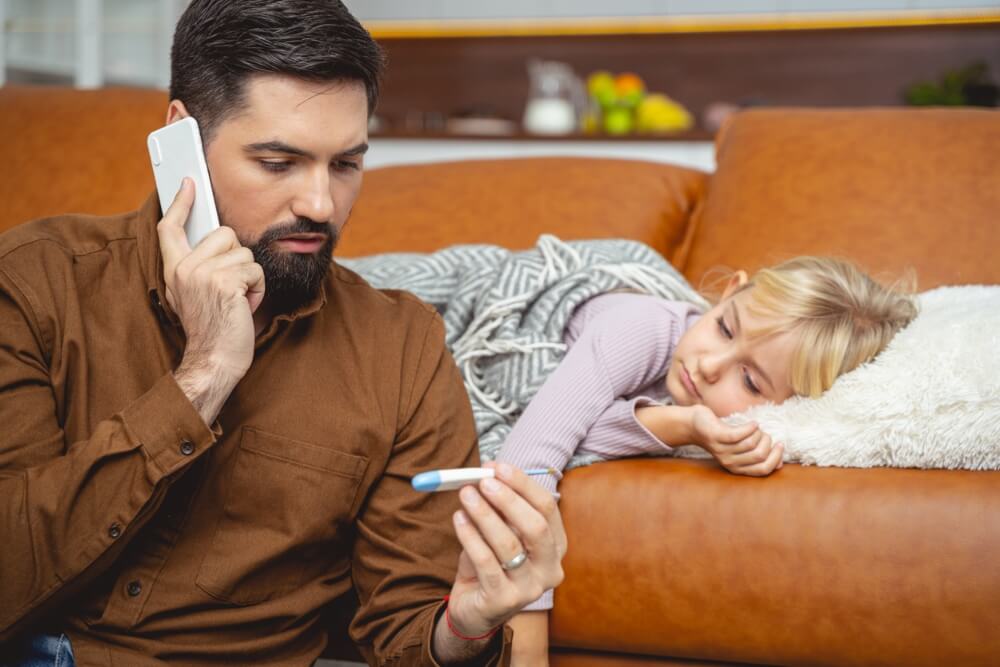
[551,458,1000,666]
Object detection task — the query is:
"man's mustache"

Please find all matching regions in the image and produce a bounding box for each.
[254,218,337,246]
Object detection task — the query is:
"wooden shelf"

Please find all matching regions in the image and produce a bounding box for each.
[369,129,715,142]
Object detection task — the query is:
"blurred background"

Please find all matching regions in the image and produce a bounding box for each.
[3,0,998,170]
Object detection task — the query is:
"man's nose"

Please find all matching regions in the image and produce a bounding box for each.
[292,169,334,223]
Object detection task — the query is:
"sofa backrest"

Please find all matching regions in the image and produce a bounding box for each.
[341,157,707,260]
[1,86,167,232]
[681,108,1000,289]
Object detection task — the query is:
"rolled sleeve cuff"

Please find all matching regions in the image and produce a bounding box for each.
[120,372,219,480]
[522,589,554,612]
[626,397,674,453]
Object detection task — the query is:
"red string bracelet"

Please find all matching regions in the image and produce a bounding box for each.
[442,596,500,641]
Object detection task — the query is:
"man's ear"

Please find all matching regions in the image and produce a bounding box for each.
[164,99,190,125]
[721,270,749,300]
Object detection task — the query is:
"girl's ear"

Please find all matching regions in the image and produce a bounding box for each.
[721,270,749,300]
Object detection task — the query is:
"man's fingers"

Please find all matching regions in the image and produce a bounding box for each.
[157,178,195,269]
[488,463,566,559]
[195,246,255,272]
[183,225,242,265]
[459,486,528,578]
[452,510,508,595]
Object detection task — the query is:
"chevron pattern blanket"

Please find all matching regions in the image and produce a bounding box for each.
[339,235,707,468]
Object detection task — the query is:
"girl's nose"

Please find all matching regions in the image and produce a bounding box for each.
[699,350,731,384]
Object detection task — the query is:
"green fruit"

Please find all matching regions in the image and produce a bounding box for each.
[587,71,618,109]
[618,89,645,109]
[603,107,634,135]
[587,71,615,97]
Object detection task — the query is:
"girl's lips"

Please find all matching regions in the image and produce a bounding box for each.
[681,365,702,400]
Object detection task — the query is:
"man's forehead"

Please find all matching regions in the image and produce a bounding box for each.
[244,74,365,108]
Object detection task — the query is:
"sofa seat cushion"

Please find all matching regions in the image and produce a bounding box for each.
[682,108,1000,289]
[340,157,707,259]
[550,457,1000,666]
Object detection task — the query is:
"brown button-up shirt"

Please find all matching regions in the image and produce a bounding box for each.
[0,194,509,666]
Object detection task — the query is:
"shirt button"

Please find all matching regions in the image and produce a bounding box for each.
[126,580,142,597]
[108,523,122,539]
[180,439,195,456]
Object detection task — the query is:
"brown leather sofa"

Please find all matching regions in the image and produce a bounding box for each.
[3,86,999,667]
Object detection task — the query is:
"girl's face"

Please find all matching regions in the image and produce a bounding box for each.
[666,281,797,417]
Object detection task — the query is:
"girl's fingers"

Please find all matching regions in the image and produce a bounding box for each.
[738,441,785,477]
[728,433,773,466]
[716,419,758,444]
[726,429,762,455]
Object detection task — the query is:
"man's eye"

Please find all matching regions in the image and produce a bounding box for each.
[743,370,762,396]
[333,160,361,172]
[260,160,291,173]
[716,316,733,339]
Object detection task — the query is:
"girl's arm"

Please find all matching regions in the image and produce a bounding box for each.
[637,404,783,476]
[497,296,695,494]
[508,611,550,667]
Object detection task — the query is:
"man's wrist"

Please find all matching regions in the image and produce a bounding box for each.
[431,601,500,665]
[173,359,240,425]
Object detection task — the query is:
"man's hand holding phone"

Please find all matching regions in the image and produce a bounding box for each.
[158,178,265,425]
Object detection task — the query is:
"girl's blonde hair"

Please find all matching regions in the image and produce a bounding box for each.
[738,257,918,398]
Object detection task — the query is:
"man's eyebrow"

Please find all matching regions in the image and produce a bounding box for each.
[340,142,369,157]
[245,141,313,159]
[729,301,776,392]
[243,141,369,159]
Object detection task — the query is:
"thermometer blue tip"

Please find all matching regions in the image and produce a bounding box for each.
[411,471,442,492]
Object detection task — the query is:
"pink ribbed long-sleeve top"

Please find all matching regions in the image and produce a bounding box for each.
[497,292,702,610]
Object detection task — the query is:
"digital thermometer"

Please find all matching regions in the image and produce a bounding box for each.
[411,467,560,492]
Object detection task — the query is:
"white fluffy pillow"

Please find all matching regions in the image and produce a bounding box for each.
[676,285,1000,470]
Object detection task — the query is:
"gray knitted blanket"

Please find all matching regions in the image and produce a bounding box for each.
[339,235,707,468]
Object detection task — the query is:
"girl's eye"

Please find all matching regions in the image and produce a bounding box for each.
[260,160,291,173]
[716,316,733,339]
[743,370,762,396]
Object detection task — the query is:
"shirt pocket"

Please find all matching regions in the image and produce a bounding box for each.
[195,426,369,606]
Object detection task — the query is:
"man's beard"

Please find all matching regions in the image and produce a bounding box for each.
[238,217,339,315]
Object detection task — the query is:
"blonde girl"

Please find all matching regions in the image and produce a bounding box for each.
[496,256,918,667]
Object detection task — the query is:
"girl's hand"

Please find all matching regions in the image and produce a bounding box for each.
[688,405,785,477]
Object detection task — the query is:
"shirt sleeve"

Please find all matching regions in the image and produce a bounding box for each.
[497,295,690,612]
[0,270,218,643]
[576,396,675,458]
[349,310,510,667]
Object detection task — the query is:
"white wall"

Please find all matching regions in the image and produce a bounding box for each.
[4,0,996,88]
[345,0,1000,20]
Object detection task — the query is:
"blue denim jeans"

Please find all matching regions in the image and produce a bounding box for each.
[2,633,75,667]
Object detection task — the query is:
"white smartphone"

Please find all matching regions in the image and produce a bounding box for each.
[147,116,221,248]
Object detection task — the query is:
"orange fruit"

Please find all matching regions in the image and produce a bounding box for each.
[614,73,645,96]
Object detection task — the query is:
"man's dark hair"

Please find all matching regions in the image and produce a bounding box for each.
[170,0,384,142]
